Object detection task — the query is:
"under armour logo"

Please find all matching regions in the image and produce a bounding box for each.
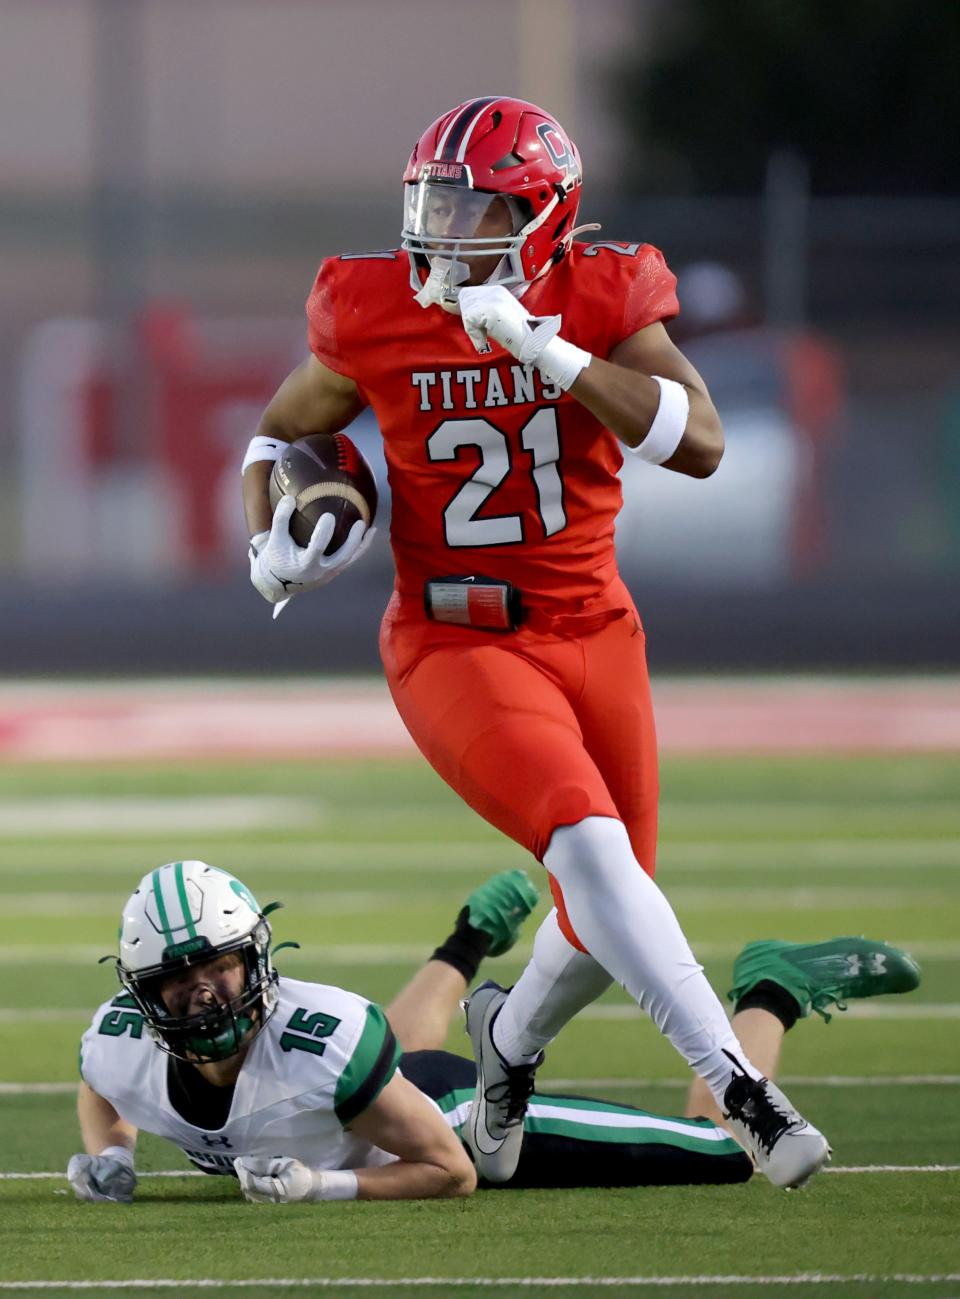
[200,1133,234,1148]
[844,955,862,976]
[868,953,887,975]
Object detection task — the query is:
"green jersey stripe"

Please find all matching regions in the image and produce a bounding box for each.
[525,1092,725,1126]
[435,1087,474,1116]
[334,1003,401,1125]
[524,1114,743,1154]
[173,861,198,940]
[426,1084,733,1130]
[151,868,174,942]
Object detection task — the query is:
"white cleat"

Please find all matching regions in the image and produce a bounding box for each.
[721,1056,831,1189]
[462,980,543,1183]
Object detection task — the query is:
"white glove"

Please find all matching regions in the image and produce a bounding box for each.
[248,494,375,611]
[458,284,560,362]
[235,1156,321,1204]
[458,285,590,391]
[67,1147,137,1203]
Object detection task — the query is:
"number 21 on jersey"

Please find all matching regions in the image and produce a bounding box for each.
[427,407,565,547]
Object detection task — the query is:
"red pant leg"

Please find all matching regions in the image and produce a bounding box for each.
[383,633,620,865]
[574,613,660,877]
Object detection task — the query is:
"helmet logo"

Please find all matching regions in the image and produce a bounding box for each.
[163,936,210,959]
[229,878,259,911]
[536,123,580,181]
[421,161,471,186]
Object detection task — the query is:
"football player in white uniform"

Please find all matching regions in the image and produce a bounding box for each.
[69,861,920,1204]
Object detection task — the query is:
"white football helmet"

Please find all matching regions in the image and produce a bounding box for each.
[110,860,280,1063]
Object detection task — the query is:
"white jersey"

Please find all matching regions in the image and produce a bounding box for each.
[79,975,401,1175]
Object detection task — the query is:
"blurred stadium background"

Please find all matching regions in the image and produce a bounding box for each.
[2,0,958,680]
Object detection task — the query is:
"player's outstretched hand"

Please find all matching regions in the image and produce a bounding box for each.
[234,1155,318,1204]
[459,284,562,365]
[66,1149,137,1203]
[248,494,375,607]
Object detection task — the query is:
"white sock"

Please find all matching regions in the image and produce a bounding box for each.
[493,908,612,1062]
[544,816,761,1104]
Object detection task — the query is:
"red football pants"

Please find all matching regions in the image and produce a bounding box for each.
[380,591,660,949]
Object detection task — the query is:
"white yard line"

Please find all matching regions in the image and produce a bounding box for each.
[543,1074,960,1090]
[3,1003,959,1026]
[0,944,439,967]
[0,939,956,968]
[0,1273,959,1290]
[658,839,960,867]
[0,798,323,835]
[2,1167,958,1181]
[0,843,511,870]
[631,887,956,911]
[4,1074,960,1097]
[0,891,412,917]
[0,1083,79,1094]
[824,1165,960,1173]
[2,837,958,871]
[3,887,957,916]
[580,1002,960,1021]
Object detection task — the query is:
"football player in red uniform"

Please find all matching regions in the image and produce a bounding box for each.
[243,97,829,1189]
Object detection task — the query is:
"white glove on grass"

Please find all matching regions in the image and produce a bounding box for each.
[67,1148,137,1203]
[234,1155,322,1204]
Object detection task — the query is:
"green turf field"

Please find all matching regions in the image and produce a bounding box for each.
[1,753,958,1299]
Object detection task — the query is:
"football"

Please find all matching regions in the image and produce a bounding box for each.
[268,432,378,553]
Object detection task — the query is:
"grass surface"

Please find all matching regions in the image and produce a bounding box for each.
[1,753,958,1297]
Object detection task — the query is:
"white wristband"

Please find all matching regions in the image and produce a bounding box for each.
[309,1168,359,1202]
[99,1145,135,1168]
[629,376,689,465]
[536,335,592,392]
[242,435,286,474]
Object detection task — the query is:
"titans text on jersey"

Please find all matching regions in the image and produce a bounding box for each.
[411,364,563,412]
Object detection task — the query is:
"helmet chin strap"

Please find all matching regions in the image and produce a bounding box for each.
[412,219,602,311]
[565,222,602,245]
[414,256,471,311]
[184,1001,257,1062]
[414,253,527,311]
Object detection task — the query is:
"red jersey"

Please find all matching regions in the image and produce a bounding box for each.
[306,241,678,617]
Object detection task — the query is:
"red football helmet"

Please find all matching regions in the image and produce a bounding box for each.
[401,96,587,303]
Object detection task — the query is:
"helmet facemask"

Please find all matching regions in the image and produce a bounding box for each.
[402,175,542,306]
[117,922,279,1064]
